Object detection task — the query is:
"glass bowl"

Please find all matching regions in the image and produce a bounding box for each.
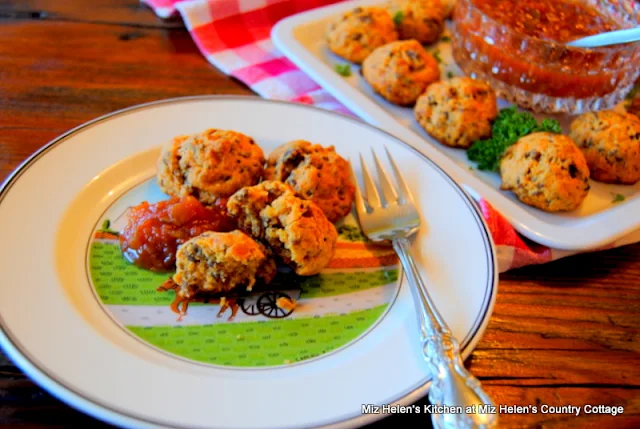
[451,0,640,114]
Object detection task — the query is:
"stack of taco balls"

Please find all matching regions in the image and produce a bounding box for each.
[120,129,355,304]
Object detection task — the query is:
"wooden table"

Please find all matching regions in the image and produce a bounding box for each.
[1,1,639,428]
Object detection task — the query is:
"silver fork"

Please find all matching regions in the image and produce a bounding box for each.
[351,148,498,429]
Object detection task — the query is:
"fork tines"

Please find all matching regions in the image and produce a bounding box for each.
[351,147,414,210]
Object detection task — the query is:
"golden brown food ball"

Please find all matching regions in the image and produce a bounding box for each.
[172,230,276,298]
[414,77,497,148]
[362,40,440,106]
[387,0,446,44]
[157,129,264,203]
[227,181,338,276]
[264,140,355,222]
[500,132,590,212]
[570,110,640,185]
[326,6,398,64]
[226,181,293,239]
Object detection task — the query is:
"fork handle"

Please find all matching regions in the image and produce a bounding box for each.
[393,237,498,429]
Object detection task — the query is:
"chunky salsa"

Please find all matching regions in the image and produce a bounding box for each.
[473,0,617,42]
[453,0,628,99]
[119,196,235,271]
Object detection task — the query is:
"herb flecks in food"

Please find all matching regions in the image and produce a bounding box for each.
[612,193,625,203]
[467,107,562,171]
[440,36,451,42]
[334,63,352,77]
[446,71,454,79]
[432,49,442,63]
[393,11,404,25]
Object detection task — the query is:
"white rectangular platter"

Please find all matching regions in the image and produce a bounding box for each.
[272,0,640,251]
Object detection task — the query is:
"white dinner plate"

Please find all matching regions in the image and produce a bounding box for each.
[0,96,497,429]
[272,0,640,251]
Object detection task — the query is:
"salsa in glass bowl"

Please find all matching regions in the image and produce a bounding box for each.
[452,0,640,114]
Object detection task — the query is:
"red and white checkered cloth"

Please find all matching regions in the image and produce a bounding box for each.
[142,0,640,272]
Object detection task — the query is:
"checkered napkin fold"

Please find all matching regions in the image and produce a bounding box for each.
[141,0,640,273]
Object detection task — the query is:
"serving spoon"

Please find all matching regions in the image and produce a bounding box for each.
[567,27,640,48]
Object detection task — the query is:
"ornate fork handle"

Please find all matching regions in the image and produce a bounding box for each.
[393,237,498,429]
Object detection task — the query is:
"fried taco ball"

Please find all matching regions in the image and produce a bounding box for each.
[362,39,440,106]
[414,77,497,148]
[172,230,276,297]
[500,132,590,212]
[157,129,265,203]
[264,140,355,222]
[570,110,640,185]
[387,0,446,44]
[326,6,398,64]
[227,181,338,276]
[227,181,292,239]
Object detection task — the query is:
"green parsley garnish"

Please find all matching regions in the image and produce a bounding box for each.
[432,49,442,63]
[446,71,454,79]
[467,107,562,171]
[612,193,625,203]
[440,36,451,42]
[393,11,404,25]
[334,63,351,77]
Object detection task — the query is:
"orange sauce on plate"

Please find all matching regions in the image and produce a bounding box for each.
[119,196,235,271]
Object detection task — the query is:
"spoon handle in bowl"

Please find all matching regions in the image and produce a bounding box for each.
[567,27,640,48]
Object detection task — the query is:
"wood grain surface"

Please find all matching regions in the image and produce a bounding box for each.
[1,1,639,428]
